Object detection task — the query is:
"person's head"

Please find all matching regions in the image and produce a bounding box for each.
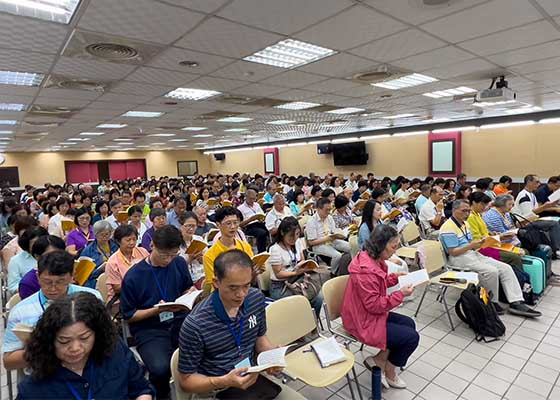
[419,184,431,197]
[494,194,515,212]
[294,190,305,204]
[14,215,39,236]
[548,176,560,191]
[274,216,301,247]
[121,191,132,205]
[370,188,387,202]
[475,177,492,191]
[245,189,257,205]
[334,194,349,211]
[151,225,183,266]
[524,174,540,192]
[266,183,276,195]
[37,250,75,300]
[109,199,122,214]
[457,173,467,185]
[456,185,472,200]
[31,235,65,260]
[113,224,138,253]
[315,197,332,219]
[199,187,210,201]
[133,191,146,207]
[73,209,91,229]
[173,196,188,216]
[361,200,381,231]
[71,191,83,204]
[24,292,117,380]
[364,224,400,261]
[211,180,221,194]
[272,193,285,211]
[469,191,492,213]
[193,206,208,225]
[213,249,253,307]
[179,211,199,239]
[429,186,444,202]
[149,207,167,230]
[55,197,70,215]
[127,205,143,226]
[499,175,512,187]
[452,199,471,223]
[399,178,411,190]
[311,185,322,199]
[443,179,456,191]
[320,188,335,202]
[149,197,163,210]
[92,220,113,245]
[215,207,240,239]
[434,178,446,188]
[18,226,48,253]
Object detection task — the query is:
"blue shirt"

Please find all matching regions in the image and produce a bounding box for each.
[120,257,193,335]
[167,209,181,229]
[178,288,266,377]
[7,251,36,294]
[2,285,102,353]
[439,217,473,255]
[535,184,553,205]
[80,239,120,288]
[415,195,428,214]
[17,340,154,399]
[358,223,371,250]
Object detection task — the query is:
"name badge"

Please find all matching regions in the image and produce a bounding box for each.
[159,311,173,322]
[234,357,251,370]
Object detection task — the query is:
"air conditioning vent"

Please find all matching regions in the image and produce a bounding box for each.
[195,111,243,120]
[28,105,78,118]
[352,66,400,84]
[85,43,139,60]
[22,120,61,127]
[45,75,111,92]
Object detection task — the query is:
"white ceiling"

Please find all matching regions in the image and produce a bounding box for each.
[1,0,560,152]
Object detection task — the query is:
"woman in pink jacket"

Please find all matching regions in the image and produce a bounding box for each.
[341,224,418,390]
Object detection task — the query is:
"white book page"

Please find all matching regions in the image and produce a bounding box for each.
[311,337,347,367]
[256,345,290,367]
[175,290,203,309]
[398,269,429,288]
[549,189,560,203]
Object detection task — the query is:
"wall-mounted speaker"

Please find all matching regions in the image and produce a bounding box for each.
[214,153,226,161]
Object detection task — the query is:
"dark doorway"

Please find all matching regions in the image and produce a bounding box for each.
[97,161,110,182]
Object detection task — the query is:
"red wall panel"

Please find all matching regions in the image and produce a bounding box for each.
[65,162,99,184]
[108,160,146,180]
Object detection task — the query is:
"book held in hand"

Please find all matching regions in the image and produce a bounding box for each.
[206,229,220,242]
[310,337,348,368]
[398,269,429,288]
[384,209,402,221]
[245,345,291,373]
[74,256,96,286]
[117,211,129,223]
[252,252,270,269]
[299,259,319,270]
[61,220,76,233]
[154,289,203,311]
[186,239,207,255]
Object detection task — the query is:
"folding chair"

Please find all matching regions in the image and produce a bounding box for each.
[4,293,22,400]
[266,295,361,400]
[413,241,478,330]
[256,260,271,295]
[96,272,108,303]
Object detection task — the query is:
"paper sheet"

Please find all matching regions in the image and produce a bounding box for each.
[398,269,429,288]
[549,189,560,203]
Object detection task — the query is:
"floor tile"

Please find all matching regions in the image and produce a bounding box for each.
[418,382,458,400]
[397,370,429,394]
[420,325,448,340]
[381,388,415,400]
[418,350,453,369]
[507,332,540,350]
[492,351,526,371]
[530,351,560,371]
[504,384,547,400]
[521,361,559,384]
[432,371,469,395]
[472,373,511,396]
[430,342,463,359]
[440,333,473,350]
[513,372,553,397]
[482,360,519,383]
[444,360,480,382]
[406,360,441,381]
[500,342,534,360]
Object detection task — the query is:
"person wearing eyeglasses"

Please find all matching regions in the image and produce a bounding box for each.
[120,225,195,400]
[179,211,207,289]
[2,250,102,371]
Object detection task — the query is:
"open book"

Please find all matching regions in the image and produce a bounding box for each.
[61,220,76,234]
[186,239,207,255]
[252,252,270,269]
[221,200,233,208]
[384,208,402,221]
[353,199,368,211]
[206,229,220,242]
[13,323,33,343]
[252,213,266,222]
[329,227,350,240]
[408,191,421,200]
[74,256,96,286]
[246,345,291,373]
[481,235,501,248]
[310,337,347,368]
[117,211,129,223]
[549,189,560,203]
[207,198,220,207]
[299,259,319,270]
[398,269,429,288]
[359,191,371,200]
[154,290,203,311]
[300,202,314,212]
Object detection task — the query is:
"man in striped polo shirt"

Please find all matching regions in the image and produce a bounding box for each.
[178,249,282,399]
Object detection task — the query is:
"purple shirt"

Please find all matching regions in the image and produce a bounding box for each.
[66,227,95,252]
[18,269,40,300]
[140,226,155,253]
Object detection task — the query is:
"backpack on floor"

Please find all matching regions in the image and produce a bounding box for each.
[455,283,505,342]
[499,264,536,305]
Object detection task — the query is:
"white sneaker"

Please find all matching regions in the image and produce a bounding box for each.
[381,373,389,389]
[386,374,407,389]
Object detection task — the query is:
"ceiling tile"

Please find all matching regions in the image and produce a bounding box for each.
[217,0,352,35]
[96,93,154,105]
[78,0,206,44]
[37,88,101,101]
[211,60,284,82]
[111,82,174,97]
[233,83,288,97]
[391,46,474,72]
[187,76,248,92]
[509,56,560,75]
[302,78,361,94]
[261,71,327,89]
[423,58,498,79]
[487,40,560,66]
[147,47,233,75]
[158,0,230,13]
[298,53,378,78]
[295,5,407,51]
[273,88,323,101]
[0,49,54,74]
[350,29,446,63]
[536,0,560,17]
[125,67,198,86]
[53,57,136,80]
[421,0,543,43]
[175,17,283,58]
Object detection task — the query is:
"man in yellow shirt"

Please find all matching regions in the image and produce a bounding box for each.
[203,207,253,292]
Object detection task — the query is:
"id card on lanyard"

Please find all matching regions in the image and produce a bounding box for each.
[147,257,173,322]
[211,290,248,365]
[64,363,95,400]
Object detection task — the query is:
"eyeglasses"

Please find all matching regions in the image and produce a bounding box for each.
[39,278,68,289]
[157,250,180,259]
[182,224,197,229]
[221,220,240,228]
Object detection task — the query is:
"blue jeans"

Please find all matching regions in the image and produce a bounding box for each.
[270,280,324,317]
[386,312,419,367]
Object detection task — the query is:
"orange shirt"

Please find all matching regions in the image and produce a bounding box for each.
[106,247,149,301]
[493,184,509,196]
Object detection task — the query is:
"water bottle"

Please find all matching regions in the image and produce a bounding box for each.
[371,366,382,400]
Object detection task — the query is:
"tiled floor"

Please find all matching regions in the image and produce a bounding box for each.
[2,262,560,400]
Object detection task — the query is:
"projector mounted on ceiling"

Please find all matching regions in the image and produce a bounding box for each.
[474,76,517,106]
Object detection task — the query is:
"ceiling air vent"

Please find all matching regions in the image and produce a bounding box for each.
[63,30,164,65]
[352,66,399,84]
[214,95,257,105]
[28,105,78,118]
[44,75,111,92]
[22,120,61,128]
[195,111,243,120]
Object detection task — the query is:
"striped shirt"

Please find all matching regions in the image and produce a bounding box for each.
[483,208,519,245]
[178,288,266,377]
[439,217,473,254]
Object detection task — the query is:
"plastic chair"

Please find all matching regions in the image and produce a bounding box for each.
[96,272,108,303]
[256,260,271,294]
[4,293,21,400]
[266,295,361,400]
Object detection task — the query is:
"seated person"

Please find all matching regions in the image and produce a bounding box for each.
[106,199,123,230]
[269,217,323,316]
[535,175,560,217]
[288,190,307,217]
[493,175,513,196]
[238,189,268,253]
[203,207,253,291]
[7,226,47,295]
[91,200,110,224]
[263,183,276,204]
[483,194,524,247]
[106,224,149,304]
[414,184,431,215]
[128,205,148,245]
[80,220,119,288]
[393,178,410,201]
[513,174,559,220]
[306,198,351,275]
[47,197,72,239]
[16,292,154,400]
[352,180,368,202]
[475,177,496,200]
[194,205,217,237]
[120,225,195,399]
[440,200,541,317]
[132,190,151,223]
[178,250,283,399]
[321,188,336,203]
[264,194,293,237]
[332,194,354,230]
[419,186,446,239]
[2,250,102,371]
[167,196,188,229]
[19,235,66,299]
[65,209,94,256]
[141,207,167,252]
[341,224,418,390]
[178,211,206,289]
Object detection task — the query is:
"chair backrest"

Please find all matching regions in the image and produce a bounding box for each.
[401,222,421,245]
[257,260,271,292]
[419,240,446,274]
[96,273,108,303]
[170,349,194,400]
[322,275,349,321]
[266,295,316,346]
[6,293,21,311]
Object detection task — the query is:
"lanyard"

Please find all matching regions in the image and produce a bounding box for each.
[450,216,469,238]
[78,228,91,241]
[96,242,111,262]
[211,291,246,356]
[148,257,169,301]
[38,290,51,312]
[64,363,94,400]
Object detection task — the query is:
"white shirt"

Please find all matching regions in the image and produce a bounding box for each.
[269,240,305,281]
[513,189,539,219]
[394,188,409,200]
[237,202,264,225]
[265,206,293,231]
[419,198,439,232]
[47,213,71,238]
[305,213,337,241]
[179,234,206,282]
[106,214,118,230]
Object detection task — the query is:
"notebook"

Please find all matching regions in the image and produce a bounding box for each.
[310,337,347,368]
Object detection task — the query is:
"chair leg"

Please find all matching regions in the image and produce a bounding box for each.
[351,366,364,400]
[440,287,455,331]
[414,285,430,318]
[345,373,357,400]
[7,369,14,400]
[359,343,364,352]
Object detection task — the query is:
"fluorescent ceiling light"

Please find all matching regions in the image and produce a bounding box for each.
[217,117,253,123]
[480,120,535,130]
[59,142,76,145]
[0,70,44,86]
[539,117,560,124]
[326,107,365,115]
[96,123,127,129]
[372,73,437,90]
[243,134,260,139]
[113,138,133,142]
[278,130,297,134]
[0,130,13,134]
[148,133,175,137]
[151,142,165,145]
[192,134,213,138]
[80,132,105,136]
[67,138,89,141]
[169,139,188,142]
[122,111,164,118]
[393,130,428,137]
[244,39,336,69]
[136,145,150,148]
[473,100,516,108]
[505,106,542,115]
[224,128,248,132]
[422,86,476,99]
[106,145,122,148]
[181,126,207,131]
[382,113,415,119]
[0,120,17,125]
[432,126,477,133]
[0,0,81,24]
[332,137,359,143]
[0,103,26,111]
[165,87,221,101]
[267,120,295,125]
[362,134,391,140]
[275,101,320,110]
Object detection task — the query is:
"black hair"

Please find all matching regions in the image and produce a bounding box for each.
[334,194,349,209]
[548,176,560,184]
[524,174,538,185]
[292,189,304,202]
[214,206,239,223]
[25,292,117,380]
[310,185,322,196]
[55,197,70,209]
[127,205,143,216]
[214,249,253,280]
[357,180,368,188]
[114,224,138,243]
[18,226,48,252]
[178,211,199,225]
[152,225,184,250]
[321,188,335,199]
[173,195,187,205]
[469,191,492,205]
[37,250,75,276]
[499,175,512,184]
[14,216,39,236]
[443,179,456,190]
[363,224,399,260]
[273,216,300,245]
[31,235,66,258]
[360,200,379,232]
[109,199,121,209]
[149,207,166,221]
[434,178,446,186]
[94,200,109,214]
[370,188,386,201]
[475,177,492,190]
[73,208,90,226]
[133,191,146,200]
[316,197,331,210]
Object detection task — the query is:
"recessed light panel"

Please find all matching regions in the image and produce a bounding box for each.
[79,132,105,136]
[113,138,133,141]
[326,107,365,115]
[267,120,295,125]
[192,134,213,138]
[275,102,320,110]
[165,87,221,101]
[0,0,81,24]
[382,113,415,119]
[217,117,253,123]
[0,120,17,125]
[224,128,248,132]
[0,130,13,134]
[169,139,188,142]
[149,133,175,137]
[181,127,207,131]
[372,73,437,90]
[244,39,336,69]
[122,111,164,118]
[96,124,127,129]
[422,86,476,98]
[0,70,44,86]
[0,103,26,111]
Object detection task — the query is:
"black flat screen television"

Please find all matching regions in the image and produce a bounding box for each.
[332,141,369,165]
